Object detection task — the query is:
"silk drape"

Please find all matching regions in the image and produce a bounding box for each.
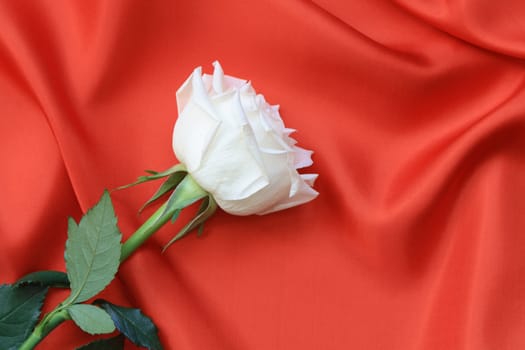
[1,1,524,349]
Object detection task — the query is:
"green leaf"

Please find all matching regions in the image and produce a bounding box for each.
[64,191,122,304]
[163,194,217,251]
[16,270,69,289]
[0,284,48,349]
[117,164,187,190]
[139,172,187,213]
[76,335,125,350]
[95,300,163,350]
[68,304,115,335]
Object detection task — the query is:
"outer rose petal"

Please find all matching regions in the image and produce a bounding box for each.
[259,177,319,214]
[172,102,220,172]
[293,146,314,169]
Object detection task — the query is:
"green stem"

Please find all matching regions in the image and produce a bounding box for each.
[19,309,70,350]
[120,202,173,262]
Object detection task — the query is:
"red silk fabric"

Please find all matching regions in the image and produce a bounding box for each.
[1,1,525,349]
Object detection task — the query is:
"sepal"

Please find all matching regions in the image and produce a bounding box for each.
[116,164,187,190]
[161,174,208,218]
[163,194,217,251]
[139,172,187,212]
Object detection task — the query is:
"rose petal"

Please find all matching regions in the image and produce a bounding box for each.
[293,146,314,169]
[301,173,318,187]
[212,60,225,93]
[172,102,221,172]
[192,122,270,200]
[175,72,194,115]
[190,67,221,121]
[259,177,319,215]
[240,81,256,95]
[283,128,296,136]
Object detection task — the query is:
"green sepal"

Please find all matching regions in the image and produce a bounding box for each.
[139,172,187,213]
[68,304,115,335]
[158,174,208,224]
[0,284,48,349]
[197,223,205,236]
[116,164,187,191]
[163,194,217,251]
[94,299,163,350]
[171,209,181,223]
[146,164,186,179]
[64,191,122,305]
[76,335,125,350]
[16,270,70,289]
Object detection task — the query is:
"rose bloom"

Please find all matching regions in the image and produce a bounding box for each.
[172,62,318,215]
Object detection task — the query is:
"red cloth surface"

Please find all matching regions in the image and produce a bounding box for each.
[1,1,525,349]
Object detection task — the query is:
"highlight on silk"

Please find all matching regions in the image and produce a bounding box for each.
[0,62,318,350]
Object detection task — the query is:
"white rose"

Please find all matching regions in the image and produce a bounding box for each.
[172,61,318,215]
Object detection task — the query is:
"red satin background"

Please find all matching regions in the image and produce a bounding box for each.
[1,1,525,349]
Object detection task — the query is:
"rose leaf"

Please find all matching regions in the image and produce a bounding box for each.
[76,334,125,350]
[15,270,69,289]
[0,284,48,349]
[94,299,163,350]
[67,304,115,335]
[64,191,122,305]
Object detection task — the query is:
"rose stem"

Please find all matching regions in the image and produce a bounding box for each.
[18,309,70,350]
[120,201,173,262]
